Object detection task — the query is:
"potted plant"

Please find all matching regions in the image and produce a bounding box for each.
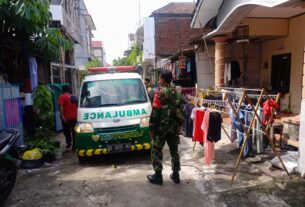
[21,148,43,169]
[28,127,60,162]
[27,135,57,163]
[25,85,61,162]
[32,85,54,130]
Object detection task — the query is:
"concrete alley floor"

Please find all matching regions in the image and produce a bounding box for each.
[3,132,305,207]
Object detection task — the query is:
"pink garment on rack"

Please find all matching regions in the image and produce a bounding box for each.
[201,110,214,165]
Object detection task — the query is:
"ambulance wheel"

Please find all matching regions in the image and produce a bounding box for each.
[78,156,87,165]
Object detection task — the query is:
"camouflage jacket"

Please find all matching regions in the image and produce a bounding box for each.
[149,86,184,135]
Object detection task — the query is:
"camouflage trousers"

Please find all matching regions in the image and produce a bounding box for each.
[151,133,180,174]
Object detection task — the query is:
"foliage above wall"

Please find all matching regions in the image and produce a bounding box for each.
[0,0,50,36]
[34,28,73,61]
[85,58,102,70]
[0,0,72,61]
[113,43,143,66]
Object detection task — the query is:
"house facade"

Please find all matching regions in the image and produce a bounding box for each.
[74,0,96,70]
[143,2,201,84]
[50,0,82,94]
[191,0,305,177]
[92,41,106,67]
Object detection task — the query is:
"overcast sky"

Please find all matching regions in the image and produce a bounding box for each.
[84,0,195,64]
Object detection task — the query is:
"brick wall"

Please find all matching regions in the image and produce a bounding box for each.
[155,16,201,57]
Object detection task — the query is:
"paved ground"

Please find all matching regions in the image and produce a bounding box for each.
[3,132,305,207]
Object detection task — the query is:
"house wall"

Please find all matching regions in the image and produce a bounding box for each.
[261,14,305,113]
[74,2,92,69]
[227,42,261,87]
[298,42,305,177]
[155,16,198,57]
[243,18,288,37]
[196,47,215,89]
[195,42,261,89]
[92,48,103,62]
[143,17,155,60]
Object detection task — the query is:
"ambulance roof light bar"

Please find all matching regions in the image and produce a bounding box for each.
[88,66,136,73]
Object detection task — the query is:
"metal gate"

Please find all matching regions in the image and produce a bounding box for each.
[0,85,23,146]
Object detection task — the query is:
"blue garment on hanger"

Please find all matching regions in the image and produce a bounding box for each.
[29,57,38,90]
[233,107,252,158]
[186,61,191,73]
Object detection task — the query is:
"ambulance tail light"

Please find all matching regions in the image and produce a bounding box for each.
[75,122,94,133]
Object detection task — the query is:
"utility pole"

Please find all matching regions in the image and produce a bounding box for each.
[60,47,65,83]
[138,0,141,26]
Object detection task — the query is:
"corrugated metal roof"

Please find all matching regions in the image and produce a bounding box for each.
[151,2,195,15]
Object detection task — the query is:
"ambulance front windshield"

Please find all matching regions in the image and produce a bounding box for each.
[80,79,147,108]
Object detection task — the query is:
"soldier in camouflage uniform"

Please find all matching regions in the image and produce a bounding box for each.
[147,70,184,185]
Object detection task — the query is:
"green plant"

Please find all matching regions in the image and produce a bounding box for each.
[33,85,54,129]
[27,138,57,156]
[27,127,58,157]
[34,127,56,139]
[80,70,90,81]
[0,0,51,77]
[112,43,143,66]
[113,56,131,66]
[85,58,102,69]
[34,28,73,61]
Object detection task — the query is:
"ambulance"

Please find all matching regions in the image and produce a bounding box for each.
[75,66,152,163]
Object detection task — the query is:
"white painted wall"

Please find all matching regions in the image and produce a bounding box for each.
[195,48,215,89]
[143,17,155,60]
[299,100,305,177]
[50,5,63,22]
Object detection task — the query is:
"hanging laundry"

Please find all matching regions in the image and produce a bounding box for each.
[207,111,222,143]
[29,57,38,90]
[172,63,176,80]
[186,60,191,73]
[183,102,195,138]
[229,108,237,142]
[233,107,253,158]
[191,107,205,144]
[229,61,240,85]
[262,98,279,125]
[224,63,231,85]
[175,62,180,79]
[201,110,214,165]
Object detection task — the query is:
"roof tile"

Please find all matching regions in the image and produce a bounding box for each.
[152,2,195,15]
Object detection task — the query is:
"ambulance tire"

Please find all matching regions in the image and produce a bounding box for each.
[78,156,87,165]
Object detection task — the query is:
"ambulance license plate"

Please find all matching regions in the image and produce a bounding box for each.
[107,143,131,153]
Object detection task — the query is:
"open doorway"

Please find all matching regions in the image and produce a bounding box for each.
[271,53,291,93]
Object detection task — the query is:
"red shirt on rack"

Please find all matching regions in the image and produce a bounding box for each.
[263,99,279,125]
[192,109,205,144]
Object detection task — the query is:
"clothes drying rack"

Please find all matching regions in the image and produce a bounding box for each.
[187,87,290,184]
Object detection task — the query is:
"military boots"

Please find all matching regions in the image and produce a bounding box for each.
[170,172,180,184]
[147,172,163,185]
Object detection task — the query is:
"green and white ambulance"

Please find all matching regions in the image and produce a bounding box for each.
[75,66,152,163]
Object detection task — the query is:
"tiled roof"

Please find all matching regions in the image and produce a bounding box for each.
[91,41,103,48]
[151,2,195,15]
